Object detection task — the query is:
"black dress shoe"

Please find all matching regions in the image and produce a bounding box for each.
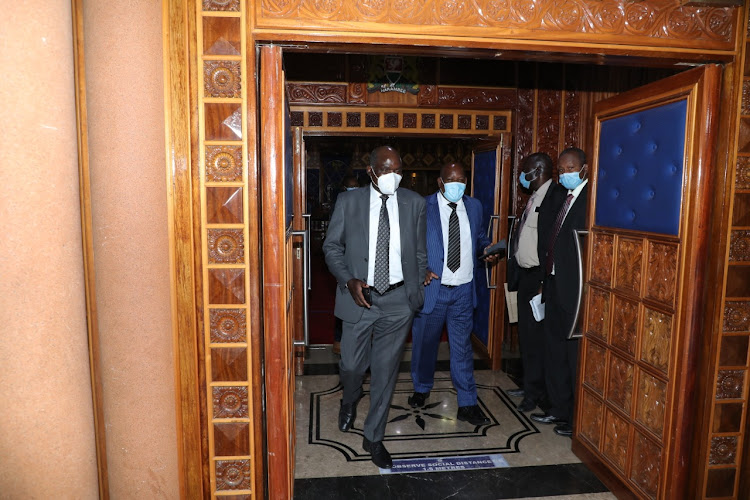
[363,437,393,469]
[554,423,573,437]
[408,391,429,408]
[457,405,490,425]
[530,412,567,425]
[516,398,537,412]
[338,399,357,432]
[506,388,525,397]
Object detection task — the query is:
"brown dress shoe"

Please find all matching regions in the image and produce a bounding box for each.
[332,341,341,355]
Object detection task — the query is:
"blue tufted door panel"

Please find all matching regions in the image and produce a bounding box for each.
[471,148,497,347]
[595,99,687,236]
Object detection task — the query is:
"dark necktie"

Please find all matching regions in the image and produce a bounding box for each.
[512,194,535,256]
[447,202,461,273]
[373,194,390,294]
[546,193,574,274]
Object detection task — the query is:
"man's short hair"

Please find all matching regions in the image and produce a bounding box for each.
[560,147,586,166]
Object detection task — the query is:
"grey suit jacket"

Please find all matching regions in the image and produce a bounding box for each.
[323,186,427,323]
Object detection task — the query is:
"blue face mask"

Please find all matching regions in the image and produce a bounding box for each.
[559,169,585,190]
[345,187,357,191]
[442,181,466,203]
[519,169,538,190]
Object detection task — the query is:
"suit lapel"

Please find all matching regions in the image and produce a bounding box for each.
[359,187,370,247]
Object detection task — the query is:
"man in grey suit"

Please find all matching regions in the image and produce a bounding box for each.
[323,145,427,469]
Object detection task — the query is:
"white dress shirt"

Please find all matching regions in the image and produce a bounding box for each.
[367,184,403,286]
[437,193,473,286]
[515,178,552,268]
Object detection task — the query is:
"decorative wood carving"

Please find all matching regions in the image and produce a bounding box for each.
[291,111,304,126]
[607,354,634,414]
[308,111,322,126]
[611,295,639,356]
[587,287,610,341]
[208,269,246,304]
[616,237,643,295]
[403,113,417,128]
[419,84,438,106]
[493,116,507,131]
[636,371,667,438]
[215,460,251,490]
[641,308,672,374]
[645,241,678,306]
[347,112,361,127]
[214,422,250,456]
[584,340,607,395]
[591,232,614,285]
[437,87,516,108]
[348,82,366,104]
[515,88,534,214]
[742,80,750,115]
[365,112,380,127]
[603,409,630,473]
[287,83,347,104]
[723,300,750,332]
[564,89,581,149]
[327,112,342,127]
[729,230,750,261]
[439,113,453,129]
[735,156,750,189]
[208,229,245,264]
[630,433,661,499]
[579,389,603,449]
[257,1,736,47]
[213,386,249,418]
[383,113,397,128]
[709,436,738,465]
[206,145,243,182]
[210,308,247,343]
[716,370,745,399]
[205,104,242,140]
[458,114,471,129]
[476,115,488,130]
[204,0,239,11]
[422,113,435,128]
[536,89,561,158]
[205,61,241,98]
[207,187,243,224]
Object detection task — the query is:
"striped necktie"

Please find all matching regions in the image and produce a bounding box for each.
[447,202,460,273]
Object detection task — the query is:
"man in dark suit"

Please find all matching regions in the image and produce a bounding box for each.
[323,146,427,469]
[507,153,567,413]
[531,147,589,437]
[408,163,499,425]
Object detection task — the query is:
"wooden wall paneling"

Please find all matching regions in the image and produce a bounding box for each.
[252,1,738,56]
[199,1,260,498]
[164,0,207,496]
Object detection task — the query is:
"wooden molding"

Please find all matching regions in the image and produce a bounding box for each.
[71,0,109,497]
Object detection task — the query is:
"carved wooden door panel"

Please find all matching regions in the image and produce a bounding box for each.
[572,66,720,499]
[260,45,298,500]
[470,135,511,370]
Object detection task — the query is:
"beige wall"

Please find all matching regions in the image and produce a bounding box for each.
[83,1,179,498]
[0,1,99,497]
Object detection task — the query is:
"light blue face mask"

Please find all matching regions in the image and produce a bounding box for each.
[345,187,357,191]
[519,169,538,190]
[442,181,466,203]
[559,169,585,190]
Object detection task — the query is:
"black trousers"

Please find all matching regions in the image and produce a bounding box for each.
[516,266,547,405]
[543,275,580,424]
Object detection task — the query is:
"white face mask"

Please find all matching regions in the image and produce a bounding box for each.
[372,171,402,196]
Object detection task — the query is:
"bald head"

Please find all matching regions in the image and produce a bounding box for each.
[369,146,402,176]
[440,162,466,182]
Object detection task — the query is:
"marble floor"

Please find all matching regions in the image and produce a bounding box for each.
[293,345,614,500]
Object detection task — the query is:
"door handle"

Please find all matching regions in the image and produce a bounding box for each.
[568,229,588,340]
[485,214,500,290]
[292,229,309,347]
[506,215,517,256]
[302,213,311,290]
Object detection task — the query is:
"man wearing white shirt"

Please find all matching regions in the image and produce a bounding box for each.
[507,153,566,413]
[408,163,498,426]
[531,147,589,437]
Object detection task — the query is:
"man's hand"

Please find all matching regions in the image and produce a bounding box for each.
[424,270,439,286]
[483,245,502,265]
[347,278,371,308]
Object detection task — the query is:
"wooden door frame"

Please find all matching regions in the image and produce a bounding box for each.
[165,1,746,495]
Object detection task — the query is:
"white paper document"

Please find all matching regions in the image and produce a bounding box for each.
[530,293,545,322]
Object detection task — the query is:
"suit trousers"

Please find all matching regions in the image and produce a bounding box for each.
[543,275,580,423]
[339,286,414,442]
[411,282,477,407]
[516,266,547,405]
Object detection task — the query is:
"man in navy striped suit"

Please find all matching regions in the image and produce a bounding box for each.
[408,162,498,425]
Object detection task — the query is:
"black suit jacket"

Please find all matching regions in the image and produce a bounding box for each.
[549,185,588,329]
[507,181,567,290]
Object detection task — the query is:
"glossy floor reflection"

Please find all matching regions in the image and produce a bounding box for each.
[294,345,614,500]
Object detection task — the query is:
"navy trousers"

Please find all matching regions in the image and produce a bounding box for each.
[410,282,477,407]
